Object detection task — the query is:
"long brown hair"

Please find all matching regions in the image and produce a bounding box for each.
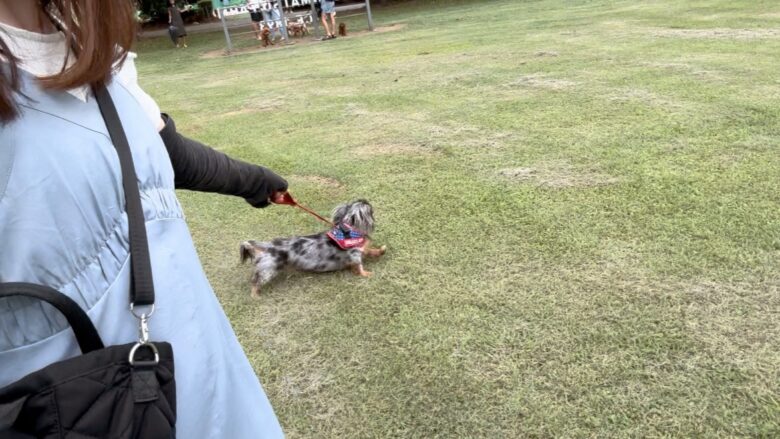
[0,0,136,123]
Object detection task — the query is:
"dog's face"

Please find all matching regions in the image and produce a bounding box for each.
[332,199,375,233]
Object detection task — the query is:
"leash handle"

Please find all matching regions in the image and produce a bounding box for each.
[273,192,333,226]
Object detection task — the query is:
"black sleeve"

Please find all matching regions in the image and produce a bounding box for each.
[158,113,287,208]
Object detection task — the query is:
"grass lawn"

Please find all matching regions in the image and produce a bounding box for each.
[135,1,780,436]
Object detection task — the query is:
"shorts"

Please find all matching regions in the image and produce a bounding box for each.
[321,0,335,14]
[168,25,186,42]
[250,11,262,23]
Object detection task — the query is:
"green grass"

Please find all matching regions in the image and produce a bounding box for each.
[135,1,780,437]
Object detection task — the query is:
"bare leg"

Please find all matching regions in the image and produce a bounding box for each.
[330,14,336,36]
[251,22,261,40]
[321,14,332,37]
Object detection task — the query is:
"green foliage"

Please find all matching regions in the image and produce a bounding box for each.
[138,0,169,20]
[138,0,205,23]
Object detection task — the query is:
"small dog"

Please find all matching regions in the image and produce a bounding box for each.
[261,26,274,47]
[240,200,386,297]
[338,22,347,37]
[287,20,309,37]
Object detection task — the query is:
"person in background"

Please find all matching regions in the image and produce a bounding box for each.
[261,0,283,41]
[0,0,285,437]
[320,0,337,39]
[168,0,188,47]
[247,0,264,40]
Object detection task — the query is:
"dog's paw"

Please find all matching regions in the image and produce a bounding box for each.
[379,245,387,255]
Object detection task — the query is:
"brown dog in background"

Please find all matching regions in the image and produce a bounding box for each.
[287,20,309,37]
[338,22,347,37]
[261,26,274,47]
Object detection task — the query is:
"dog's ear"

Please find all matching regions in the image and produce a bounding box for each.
[332,203,349,224]
[353,201,375,232]
[240,241,261,263]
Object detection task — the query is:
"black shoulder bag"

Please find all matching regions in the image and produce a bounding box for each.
[0,85,176,438]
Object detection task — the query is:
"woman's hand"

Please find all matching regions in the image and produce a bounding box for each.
[271,191,292,205]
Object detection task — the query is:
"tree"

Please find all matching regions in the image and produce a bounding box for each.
[137,0,170,22]
[137,0,210,25]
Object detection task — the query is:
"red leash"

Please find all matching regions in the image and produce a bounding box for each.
[274,192,373,244]
[273,192,334,226]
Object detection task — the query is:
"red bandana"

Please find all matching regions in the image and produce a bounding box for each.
[327,223,366,250]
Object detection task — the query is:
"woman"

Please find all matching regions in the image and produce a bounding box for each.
[247,0,264,40]
[320,0,337,39]
[261,0,283,41]
[0,0,284,437]
[168,0,187,47]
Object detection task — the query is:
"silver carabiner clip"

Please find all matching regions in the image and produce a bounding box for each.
[129,303,155,343]
[128,303,159,366]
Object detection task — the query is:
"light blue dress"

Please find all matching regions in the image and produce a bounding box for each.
[0,72,284,438]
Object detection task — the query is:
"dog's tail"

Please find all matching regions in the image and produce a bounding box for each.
[240,240,263,264]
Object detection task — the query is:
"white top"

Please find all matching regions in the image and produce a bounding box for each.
[0,22,162,129]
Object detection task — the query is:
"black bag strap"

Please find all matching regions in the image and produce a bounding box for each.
[0,283,104,354]
[44,10,154,306]
[94,85,155,307]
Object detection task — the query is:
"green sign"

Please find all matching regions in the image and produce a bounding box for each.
[212,0,245,8]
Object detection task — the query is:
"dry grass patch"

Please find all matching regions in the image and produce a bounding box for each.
[609,87,689,111]
[216,107,260,118]
[500,162,619,188]
[289,174,344,189]
[641,62,723,79]
[216,107,263,119]
[279,359,334,398]
[427,123,515,149]
[343,105,428,122]
[354,142,432,157]
[245,97,285,111]
[507,74,577,90]
[372,23,407,33]
[245,297,346,433]
[195,76,241,88]
[682,280,780,354]
[343,107,514,152]
[651,27,780,39]
[344,103,372,117]
[215,97,285,118]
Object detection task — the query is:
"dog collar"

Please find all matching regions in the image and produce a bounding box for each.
[327,223,366,250]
